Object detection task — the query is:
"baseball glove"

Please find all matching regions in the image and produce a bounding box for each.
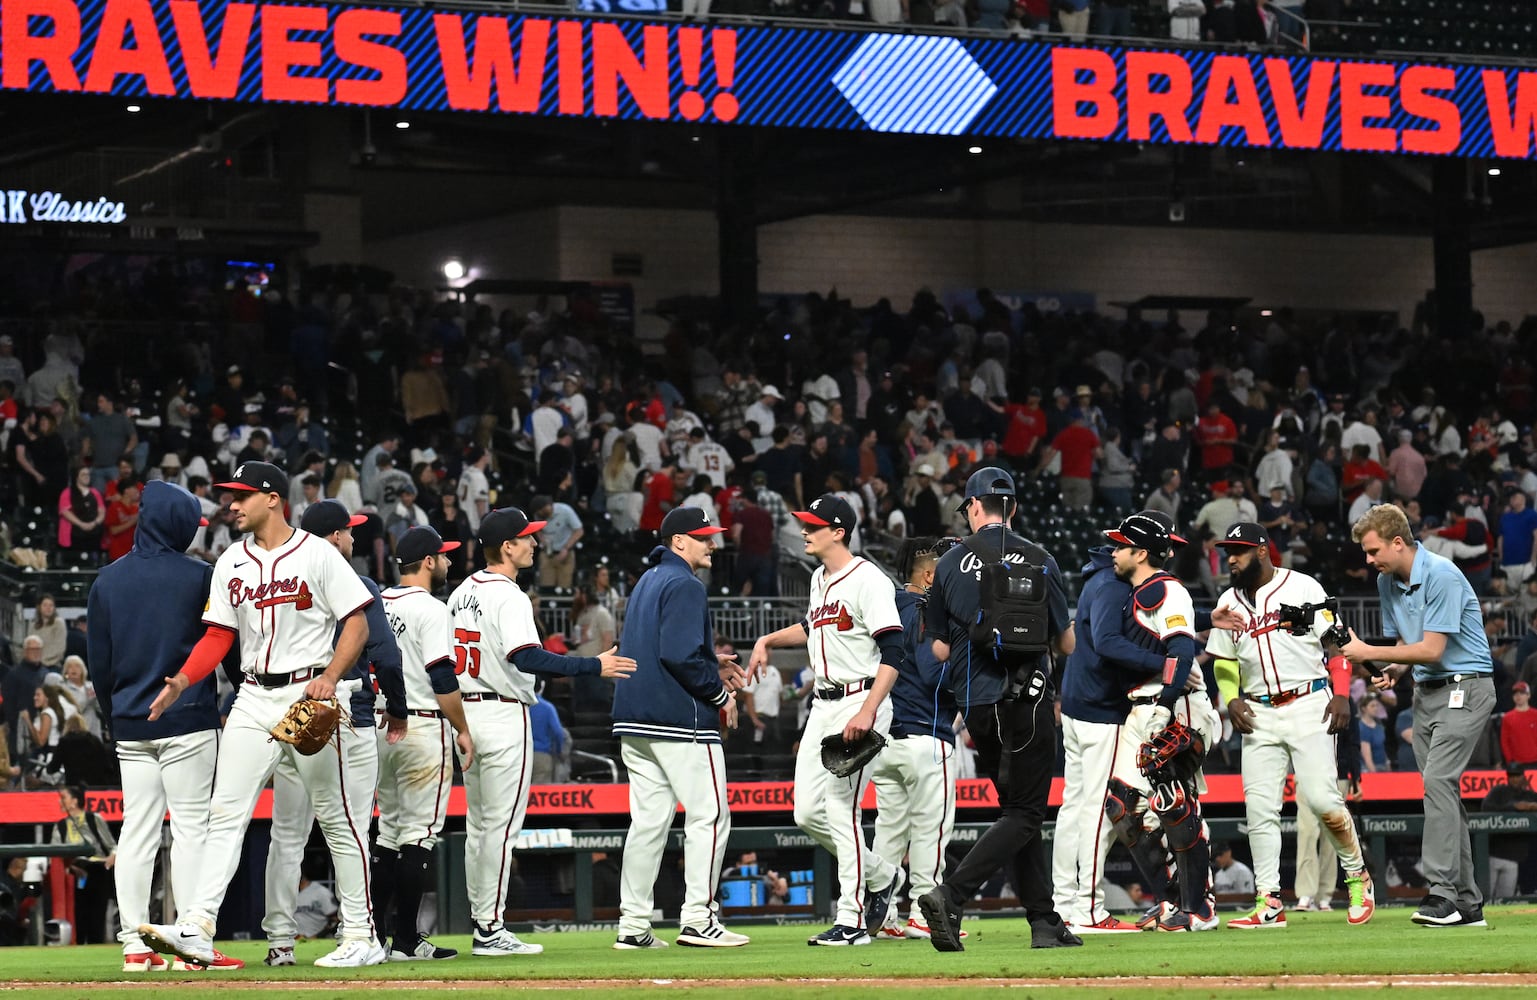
[1136,720,1206,785]
[269,698,343,755]
[820,731,887,778]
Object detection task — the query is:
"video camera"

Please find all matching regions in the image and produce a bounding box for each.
[1276,598,1351,648]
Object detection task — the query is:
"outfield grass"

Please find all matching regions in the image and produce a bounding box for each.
[0,907,1532,986]
[11,990,1523,1000]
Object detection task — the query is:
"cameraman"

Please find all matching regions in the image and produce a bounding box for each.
[915,467,1077,952]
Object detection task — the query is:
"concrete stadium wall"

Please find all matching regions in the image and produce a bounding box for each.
[365,206,1537,324]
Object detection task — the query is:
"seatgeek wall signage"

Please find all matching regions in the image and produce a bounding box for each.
[4,0,1537,159]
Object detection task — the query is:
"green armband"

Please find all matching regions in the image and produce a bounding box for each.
[1214,658,1241,707]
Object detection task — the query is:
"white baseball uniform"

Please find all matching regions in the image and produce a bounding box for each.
[685,439,734,490]
[1207,568,1366,896]
[446,570,539,930]
[180,531,377,945]
[377,586,456,853]
[792,557,903,930]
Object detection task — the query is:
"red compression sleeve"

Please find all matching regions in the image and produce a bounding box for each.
[179,625,236,685]
[1328,656,1351,697]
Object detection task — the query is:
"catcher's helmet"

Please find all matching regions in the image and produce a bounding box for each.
[959,466,1016,511]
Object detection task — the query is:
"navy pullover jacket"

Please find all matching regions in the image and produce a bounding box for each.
[891,589,957,744]
[87,481,221,742]
[1061,547,1168,725]
[341,575,407,726]
[612,547,731,743]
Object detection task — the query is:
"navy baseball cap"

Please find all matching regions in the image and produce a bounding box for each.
[661,506,726,539]
[217,461,288,497]
[794,494,858,537]
[479,506,546,551]
[396,525,460,564]
[958,466,1016,511]
[1105,510,1186,556]
[299,499,367,537]
[1215,522,1269,549]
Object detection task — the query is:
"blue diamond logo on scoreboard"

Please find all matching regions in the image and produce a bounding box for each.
[831,35,998,135]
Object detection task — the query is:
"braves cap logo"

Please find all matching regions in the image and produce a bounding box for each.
[1229,525,1244,538]
[233,464,245,479]
[811,498,823,510]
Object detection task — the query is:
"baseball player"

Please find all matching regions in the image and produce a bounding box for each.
[447,506,636,956]
[870,538,960,941]
[1206,522,1375,929]
[1101,510,1221,933]
[612,506,749,950]
[261,500,410,967]
[749,493,906,947]
[87,482,230,972]
[1053,540,1176,935]
[138,462,386,968]
[375,526,476,960]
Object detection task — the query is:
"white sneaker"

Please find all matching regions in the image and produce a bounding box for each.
[1294,896,1316,912]
[614,931,669,950]
[315,938,388,968]
[471,925,544,956]
[138,922,215,966]
[676,922,750,947]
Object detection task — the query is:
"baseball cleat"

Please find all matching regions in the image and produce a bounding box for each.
[390,936,458,960]
[876,915,906,940]
[314,938,388,967]
[916,889,965,953]
[172,950,244,971]
[1293,896,1316,912]
[1157,909,1218,933]
[806,924,870,946]
[904,917,967,940]
[1030,915,1084,948]
[1070,915,1142,934]
[1411,895,1461,926]
[677,921,750,947]
[613,931,669,950]
[264,945,296,967]
[1345,871,1376,926]
[138,922,216,966]
[121,951,169,972]
[471,925,544,956]
[1134,904,1164,930]
[1228,893,1287,930]
[862,869,903,934]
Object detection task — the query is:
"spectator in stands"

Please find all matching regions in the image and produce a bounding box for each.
[1258,483,1303,562]
[384,481,429,553]
[290,474,321,528]
[745,386,782,453]
[1093,0,1132,35]
[102,481,141,564]
[58,657,99,740]
[1096,427,1136,513]
[1502,682,1537,771]
[401,354,452,444]
[730,492,776,597]
[1304,443,1341,524]
[1212,843,1255,897]
[83,393,137,493]
[534,493,585,590]
[0,335,23,389]
[1429,503,1492,595]
[639,460,685,537]
[756,426,802,509]
[11,595,65,670]
[1498,490,1537,591]
[51,783,116,944]
[1195,400,1239,482]
[714,364,757,440]
[1145,421,1190,482]
[359,432,401,505]
[529,681,568,785]
[1482,764,1537,899]
[22,684,66,769]
[1170,0,1205,39]
[429,492,474,579]
[1394,706,1417,771]
[1387,429,1427,503]
[1038,410,1098,510]
[4,636,47,748]
[1253,430,1292,497]
[1347,476,1386,526]
[1145,468,1183,529]
[995,386,1047,470]
[1342,444,1388,508]
[17,410,70,510]
[1057,0,1090,37]
[1193,480,1256,541]
[1357,692,1388,773]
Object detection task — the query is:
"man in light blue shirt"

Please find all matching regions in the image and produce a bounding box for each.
[532,494,585,590]
[1341,503,1493,928]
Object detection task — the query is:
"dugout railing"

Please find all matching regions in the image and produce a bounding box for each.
[430,813,1537,933]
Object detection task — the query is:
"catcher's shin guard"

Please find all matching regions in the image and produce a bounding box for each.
[1105,779,1167,889]
[1149,779,1212,916]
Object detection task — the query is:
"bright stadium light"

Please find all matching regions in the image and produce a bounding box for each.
[442,259,465,282]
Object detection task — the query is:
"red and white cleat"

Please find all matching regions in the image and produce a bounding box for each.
[1069,915,1143,934]
[122,951,170,972]
[173,950,246,971]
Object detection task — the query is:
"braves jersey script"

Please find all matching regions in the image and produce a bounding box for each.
[204,530,372,676]
[802,557,903,687]
[445,571,541,704]
[1206,568,1333,697]
[381,586,454,711]
[1126,571,1205,699]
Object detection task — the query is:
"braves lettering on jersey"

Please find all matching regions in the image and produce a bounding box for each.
[445,571,542,704]
[1125,572,1204,699]
[1206,569,1333,697]
[205,531,372,675]
[802,558,903,686]
[382,586,455,711]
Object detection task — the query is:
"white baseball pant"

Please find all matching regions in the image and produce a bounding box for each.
[871,734,956,901]
[114,730,218,953]
[177,684,374,940]
[263,716,380,945]
[461,699,531,928]
[617,737,731,937]
[1052,716,1120,925]
[1240,689,1364,896]
[376,715,454,853]
[793,692,898,930]
[1294,781,1345,901]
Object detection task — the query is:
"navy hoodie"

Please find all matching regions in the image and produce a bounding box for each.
[87,481,221,741]
[1061,546,1169,725]
[612,547,731,743]
[891,588,956,744]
